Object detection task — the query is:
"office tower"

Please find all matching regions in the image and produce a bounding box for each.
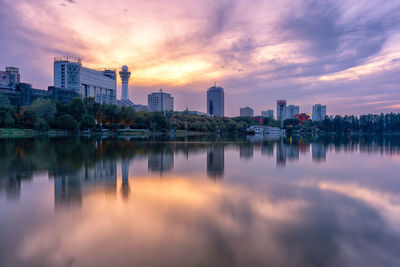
[285,105,300,119]
[261,110,274,118]
[207,146,225,179]
[54,57,117,105]
[119,65,133,106]
[240,106,254,117]
[148,89,174,112]
[312,104,327,121]
[276,100,287,122]
[207,84,224,117]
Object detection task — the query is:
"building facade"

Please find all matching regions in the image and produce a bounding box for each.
[207,85,224,117]
[0,67,20,90]
[261,109,274,118]
[276,100,287,122]
[312,104,327,121]
[285,105,300,119]
[148,89,174,112]
[54,57,117,105]
[240,106,254,117]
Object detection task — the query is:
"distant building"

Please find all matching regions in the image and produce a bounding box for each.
[0,67,20,90]
[276,100,287,122]
[0,66,79,109]
[148,89,174,112]
[54,57,117,105]
[207,84,224,117]
[312,104,327,121]
[261,109,274,118]
[240,106,254,117]
[285,105,300,119]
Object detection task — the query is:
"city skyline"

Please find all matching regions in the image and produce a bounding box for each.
[1,0,400,116]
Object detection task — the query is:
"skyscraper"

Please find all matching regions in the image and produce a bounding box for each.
[276,100,287,122]
[119,65,133,106]
[148,89,174,112]
[54,57,117,104]
[285,105,300,119]
[312,104,327,121]
[207,84,224,117]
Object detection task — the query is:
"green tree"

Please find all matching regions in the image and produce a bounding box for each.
[29,98,56,123]
[34,119,50,132]
[80,114,96,130]
[68,98,86,122]
[56,114,77,130]
[0,94,11,108]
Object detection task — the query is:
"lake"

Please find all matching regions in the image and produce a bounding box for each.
[1,135,400,267]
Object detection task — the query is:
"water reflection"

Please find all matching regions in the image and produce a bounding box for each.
[1,135,400,266]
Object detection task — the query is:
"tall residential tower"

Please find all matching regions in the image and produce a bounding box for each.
[207,84,224,117]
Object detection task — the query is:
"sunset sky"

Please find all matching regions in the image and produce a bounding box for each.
[1,0,400,116]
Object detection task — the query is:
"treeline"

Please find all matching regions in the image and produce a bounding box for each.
[0,95,264,133]
[284,114,400,133]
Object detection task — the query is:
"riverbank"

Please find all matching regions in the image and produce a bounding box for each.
[0,128,214,138]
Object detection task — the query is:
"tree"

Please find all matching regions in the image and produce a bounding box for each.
[0,94,11,108]
[80,114,96,130]
[56,114,77,130]
[209,100,214,116]
[0,107,15,128]
[68,98,86,122]
[34,119,50,132]
[29,98,56,123]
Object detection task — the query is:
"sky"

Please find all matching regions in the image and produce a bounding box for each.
[0,0,400,116]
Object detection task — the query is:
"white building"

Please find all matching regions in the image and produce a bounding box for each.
[54,57,117,105]
[285,105,300,119]
[312,104,327,121]
[240,106,254,117]
[118,65,134,107]
[207,84,224,117]
[261,110,274,118]
[247,125,286,136]
[148,89,174,112]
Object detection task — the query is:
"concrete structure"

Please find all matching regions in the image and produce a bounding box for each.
[148,89,174,112]
[0,67,20,90]
[240,106,254,117]
[312,104,327,121]
[118,65,134,107]
[207,84,224,117]
[285,105,300,119]
[54,57,117,105]
[276,100,287,122]
[261,110,274,118]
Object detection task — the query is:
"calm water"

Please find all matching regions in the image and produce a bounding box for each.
[1,135,400,267]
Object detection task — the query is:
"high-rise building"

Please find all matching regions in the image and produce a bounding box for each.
[285,105,300,119]
[276,100,286,122]
[312,104,327,121]
[119,65,133,106]
[207,84,224,117]
[261,110,274,118]
[0,67,20,90]
[148,89,174,112]
[54,57,117,105]
[240,106,254,117]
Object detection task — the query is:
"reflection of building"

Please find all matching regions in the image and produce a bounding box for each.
[207,84,224,117]
[276,141,299,167]
[240,145,254,160]
[312,143,326,162]
[148,89,174,112]
[121,158,130,198]
[148,151,174,175]
[312,104,327,121]
[54,159,117,209]
[261,142,274,156]
[261,110,273,118]
[207,146,224,179]
[54,57,117,104]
